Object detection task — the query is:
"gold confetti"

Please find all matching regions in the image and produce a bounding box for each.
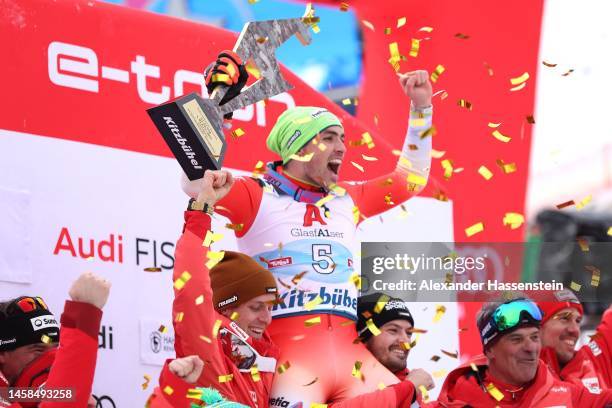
[433,305,446,323]
[252,160,266,177]
[607,227,612,236]
[315,194,335,208]
[305,316,321,327]
[158,324,167,333]
[352,206,360,225]
[455,33,469,39]
[231,128,245,138]
[486,383,504,401]
[478,165,493,180]
[488,122,501,128]
[407,173,427,187]
[457,99,472,110]
[377,382,387,390]
[503,212,525,229]
[510,72,530,85]
[229,311,240,321]
[206,251,225,269]
[432,369,448,378]
[339,2,349,11]
[510,82,527,92]
[41,334,52,344]
[351,161,365,172]
[496,159,517,174]
[556,200,575,209]
[362,20,375,31]
[441,349,459,359]
[562,69,574,77]
[212,319,222,337]
[470,363,479,372]
[289,152,314,162]
[144,267,162,272]
[542,61,557,67]
[570,281,582,292]
[352,361,364,380]
[245,63,261,79]
[366,318,381,336]
[317,143,327,151]
[419,125,437,139]
[163,385,174,395]
[465,222,484,237]
[397,17,407,28]
[225,223,244,231]
[484,62,494,76]
[174,312,184,323]
[250,365,261,382]
[310,404,328,408]
[174,271,192,290]
[342,98,352,105]
[409,39,420,58]
[434,189,449,201]
[384,27,392,35]
[142,374,151,390]
[388,42,401,72]
[350,271,361,289]
[303,377,319,386]
[218,374,234,383]
[186,388,203,399]
[492,130,511,143]
[526,115,536,124]
[361,132,374,148]
[576,194,592,210]
[277,361,291,374]
[430,64,445,82]
[419,385,430,402]
[304,295,323,311]
[577,237,589,252]
[361,154,378,161]
[195,295,204,305]
[199,335,212,343]
[441,159,454,180]
[255,37,268,44]
[419,26,433,33]
[384,193,394,205]
[203,230,224,247]
[373,294,390,313]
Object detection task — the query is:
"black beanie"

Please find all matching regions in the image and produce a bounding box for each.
[0,296,60,352]
[356,292,414,341]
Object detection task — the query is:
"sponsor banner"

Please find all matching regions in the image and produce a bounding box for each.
[140,318,176,366]
[30,315,59,331]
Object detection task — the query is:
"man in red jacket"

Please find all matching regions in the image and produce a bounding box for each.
[357,292,434,400]
[0,272,110,408]
[538,289,612,394]
[430,297,612,407]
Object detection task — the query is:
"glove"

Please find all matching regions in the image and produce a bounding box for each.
[205,50,249,119]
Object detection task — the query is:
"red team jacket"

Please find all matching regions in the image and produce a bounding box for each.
[541,307,612,394]
[0,301,102,408]
[428,355,612,407]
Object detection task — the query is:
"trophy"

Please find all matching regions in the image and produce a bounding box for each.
[147,17,316,181]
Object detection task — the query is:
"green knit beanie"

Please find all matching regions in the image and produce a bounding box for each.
[266,106,343,164]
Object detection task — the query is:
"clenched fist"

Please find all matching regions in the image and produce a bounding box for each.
[68,272,111,310]
[398,70,432,109]
[169,355,204,384]
[407,368,435,394]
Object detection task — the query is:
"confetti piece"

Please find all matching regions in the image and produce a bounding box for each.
[352,206,360,225]
[510,82,527,92]
[384,193,394,205]
[556,200,575,209]
[388,42,401,72]
[441,349,459,359]
[226,223,244,231]
[562,69,574,77]
[186,388,203,399]
[470,363,479,372]
[570,281,582,292]
[488,122,501,128]
[576,194,592,210]
[432,369,448,378]
[484,62,494,76]
[455,33,469,39]
[289,152,314,162]
[434,189,449,201]
[305,316,321,327]
[433,305,446,323]
[577,237,589,252]
[206,251,225,269]
[163,385,174,395]
[419,26,433,33]
[317,143,327,151]
[277,361,291,374]
[409,39,420,58]
[419,385,430,402]
[496,159,517,174]
[303,377,319,386]
[361,154,378,161]
[339,2,349,11]
[250,365,261,382]
[218,374,234,383]
[378,382,387,390]
[158,324,167,334]
[245,63,261,79]
[478,165,493,180]
[486,383,504,401]
[441,159,454,180]
[419,125,437,139]
[199,335,212,343]
[430,355,441,362]
[315,194,335,208]
[362,20,375,31]
[510,72,530,86]
[492,130,511,143]
[465,222,484,237]
[174,271,192,290]
[310,404,328,408]
[431,149,446,159]
[361,132,374,148]
[373,294,390,313]
[252,160,266,177]
[430,64,445,82]
[397,17,406,28]
[503,212,525,229]
[352,361,364,380]
[212,319,222,337]
[304,295,323,311]
[384,27,392,35]
[174,312,184,323]
[351,161,365,172]
[291,271,308,285]
[41,334,52,344]
[457,99,472,110]
[195,295,204,305]
[203,230,224,247]
[542,61,557,67]
[342,98,352,105]
[350,271,361,289]
[407,173,427,187]
[144,267,162,272]
[231,128,245,138]
[142,374,151,390]
[526,115,536,124]
[608,227,612,236]
[255,37,268,44]
[366,318,382,336]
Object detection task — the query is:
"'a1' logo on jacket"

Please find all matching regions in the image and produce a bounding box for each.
[303,204,327,227]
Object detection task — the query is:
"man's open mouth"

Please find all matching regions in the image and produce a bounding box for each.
[328,159,342,174]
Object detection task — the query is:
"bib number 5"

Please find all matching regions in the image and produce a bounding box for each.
[312,244,335,274]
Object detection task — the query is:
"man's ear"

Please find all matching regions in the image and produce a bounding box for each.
[219,308,232,318]
[484,345,494,360]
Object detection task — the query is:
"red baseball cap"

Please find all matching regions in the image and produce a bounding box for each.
[537,289,583,325]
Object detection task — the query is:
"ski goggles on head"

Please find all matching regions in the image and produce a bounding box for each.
[13,297,49,313]
[219,324,276,373]
[479,299,543,347]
